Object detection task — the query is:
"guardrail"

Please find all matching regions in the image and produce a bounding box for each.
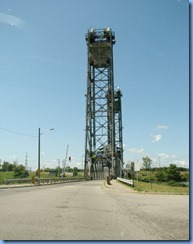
[3,178,32,184]
[4,177,88,185]
[117,177,134,186]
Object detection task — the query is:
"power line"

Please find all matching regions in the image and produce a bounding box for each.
[0,126,37,138]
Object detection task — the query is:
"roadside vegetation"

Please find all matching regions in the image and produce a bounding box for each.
[124,157,189,194]
[133,180,189,195]
[0,161,84,184]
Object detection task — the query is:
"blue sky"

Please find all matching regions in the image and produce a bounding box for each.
[0,0,189,170]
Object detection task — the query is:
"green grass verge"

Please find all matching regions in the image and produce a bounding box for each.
[133,180,189,195]
[0,171,14,184]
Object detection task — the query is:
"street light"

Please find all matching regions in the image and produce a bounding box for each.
[38,128,54,185]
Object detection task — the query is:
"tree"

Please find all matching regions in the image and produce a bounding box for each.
[56,166,62,177]
[2,162,15,172]
[44,167,50,172]
[167,164,181,182]
[73,167,78,176]
[180,172,189,182]
[142,156,152,170]
[65,166,72,172]
[155,167,168,182]
[13,164,29,178]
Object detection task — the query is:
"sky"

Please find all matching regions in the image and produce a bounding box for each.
[0,0,189,171]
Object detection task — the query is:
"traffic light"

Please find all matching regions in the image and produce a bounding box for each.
[69,156,71,161]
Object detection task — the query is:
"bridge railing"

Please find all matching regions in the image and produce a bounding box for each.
[117,177,134,186]
[3,177,88,185]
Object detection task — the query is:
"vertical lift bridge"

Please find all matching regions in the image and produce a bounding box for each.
[84,28,123,179]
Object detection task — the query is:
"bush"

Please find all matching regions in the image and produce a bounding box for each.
[180,172,189,182]
[142,179,150,182]
[155,169,167,182]
[167,180,189,187]
[167,180,176,186]
[73,167,78,177]
[13,165,29,178]
[167,164,181,182]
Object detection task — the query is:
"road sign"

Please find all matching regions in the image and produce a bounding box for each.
[135,162,140,172]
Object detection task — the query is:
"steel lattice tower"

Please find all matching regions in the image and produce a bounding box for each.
[84,28,123,179]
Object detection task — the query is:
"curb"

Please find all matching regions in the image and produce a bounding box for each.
[102,180,136,193]
[0,184,35,189]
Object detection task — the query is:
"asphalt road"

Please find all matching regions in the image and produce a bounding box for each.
[0,180,189,240]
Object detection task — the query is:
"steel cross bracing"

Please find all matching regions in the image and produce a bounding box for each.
[84,28,123,179]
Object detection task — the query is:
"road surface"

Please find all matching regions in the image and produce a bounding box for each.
[0,180,189,240]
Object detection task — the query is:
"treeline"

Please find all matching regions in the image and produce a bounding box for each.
[149,166,189,172]
[0,161,17,172]
[0,162,82,178]
[138,164,189,186]
[0,161,28,178]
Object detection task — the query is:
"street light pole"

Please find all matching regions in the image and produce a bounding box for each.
[38,128,41,185]
[38,128,54,185]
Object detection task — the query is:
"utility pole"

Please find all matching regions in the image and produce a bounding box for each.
[159,156,161,168]
[25,152,28,171]
[38,128,40,185]
[38,128,54,185]
[58,159,60,177]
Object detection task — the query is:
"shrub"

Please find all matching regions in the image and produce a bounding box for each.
[155,169,167,182]
[168,180,176,186]
[167,164,181,182]
[13,165,29,178]
[180,172,189,182]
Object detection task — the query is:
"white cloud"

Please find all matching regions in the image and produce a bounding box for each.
[9,155,17,160]
[158,153,169,158]
[44,162,53,169]
[171,154,176,158]
[74,162,82,168]
[178,161,189,167]
[156,125,168,130]
[151,134,162,143]
[128,148,145,154]
[158,153,176,159]
[156,155,189,168]
[0,13,26,30]
[172,160,189,167]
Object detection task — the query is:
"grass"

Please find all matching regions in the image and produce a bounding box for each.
[133,180,189,195]
[0,171,14,184]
